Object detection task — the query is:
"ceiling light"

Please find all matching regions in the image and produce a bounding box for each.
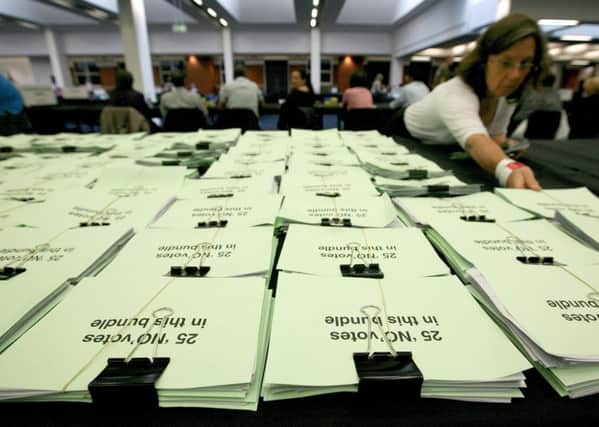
[313,0,320,6]
[584,50,599,59]
[219,18,228,27]
[206,7,217,18]
[549,47,562,56]
[538,19,579,26]
[560,35,592,42]
[411,56,430,62]
[192,0,203,6]
[564,43,590,54]
[453,57,462,62]
[311,8,318,18]
[52,0,73,8]
[19,21,39,30]
[452,44,466,55]
[310,19,317,28]
[87,8,109,19]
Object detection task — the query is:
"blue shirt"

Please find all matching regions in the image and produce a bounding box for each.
[0,75,24,115]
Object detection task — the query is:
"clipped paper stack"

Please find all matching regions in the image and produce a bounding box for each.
[263,272,530,402]
[0,273,272,410]
[0,226,134,353]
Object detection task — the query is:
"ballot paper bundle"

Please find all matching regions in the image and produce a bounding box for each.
[203,157,287,179]
[277,224,449,278]
[100,227,275,279]
[393,192,534,227]
[277,193,400,229]
[554,210,599,251]
[178,175,278,198]
[227,143,289,162]
[287,149,361,168]
[28,133,115,154]
[91,166,189,196]
[423,218,599,397]
[374,175,479,197]
[196,128,241,145]
[0,273,272,410]
[0,225,134,353]
[152,194,282,229]
[494,187,599,219]
[263,272,530,402]
[359,152,448,179]
[279,170,379,197]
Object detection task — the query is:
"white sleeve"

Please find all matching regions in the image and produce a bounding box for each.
[437,82,489,148]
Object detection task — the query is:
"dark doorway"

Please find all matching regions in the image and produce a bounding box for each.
[265,60,288,101]
[366,61,390,87]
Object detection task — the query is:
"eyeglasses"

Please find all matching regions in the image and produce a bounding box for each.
[491,58,537,72]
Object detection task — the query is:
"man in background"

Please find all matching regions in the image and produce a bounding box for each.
[389,65,430,110]
[218,64,263,117]
[159,71,207,119]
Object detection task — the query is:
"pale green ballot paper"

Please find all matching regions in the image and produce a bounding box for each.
[263,272,530,402]
[0,274,271,410]
[277,224,449,278]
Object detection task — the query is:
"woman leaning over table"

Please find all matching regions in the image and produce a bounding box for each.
[391,13,548,190]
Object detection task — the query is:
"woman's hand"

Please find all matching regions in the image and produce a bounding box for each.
[506,165,541,190]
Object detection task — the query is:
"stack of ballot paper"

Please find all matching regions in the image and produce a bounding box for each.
[277,193,400,228]
[100,227,275,279]
[152,194,282,229]
[277,224,449,278]
[0,273,272,410]
[554,210,599,251]
[203,158,286,179]
[0,189,174,230]
[423,218,599,397]
[178,176,278,198]
[0,226,134,353]
[92,166,189,196]
[393,192,534,227]
[359,153,447,179]
[28,133,115,154]
[263,272,530,402]
[494,187,599,219]
[279,171,379,197]
[374,175,480,197]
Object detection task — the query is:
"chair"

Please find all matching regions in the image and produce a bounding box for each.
[163,108,208,132]
[342,107,392,134]
[214,108,260,132]
[524,110,562,139]
[100,106,150,134]
[24,106,64,134]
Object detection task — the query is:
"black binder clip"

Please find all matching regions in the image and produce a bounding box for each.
[61,145,77,153]
[196,220,228,228]
[230,174,251,179]
[316,162,333,166]
[80,221,110,227]
[353,305,422,397]
[0,266,26,280]
[390,161,409,166]
[161,160,181,166]
[516,256,554,265]
[89,307,173,408]
[459,215,495,223]
[407,169,427,179]
[314,152,329,157]
[196,142,210,150]
[0,146,14,153]
[207,193,234,198]
[321,218,352,227]
[427,185,450,194]
[381,152,397,155]
[340,263,383,278]
[176,151,193,157]
[170,265,211,277]
[316,191,340,197]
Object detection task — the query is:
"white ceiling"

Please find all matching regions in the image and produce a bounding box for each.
[1,0,98,25]
[216,0,296,23]
[145,0,197,24]
[337,0,426,25]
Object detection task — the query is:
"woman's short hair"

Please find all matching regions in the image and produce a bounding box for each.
[293,68,314,93]
[349,70,368,88]
[115,70,134,91]
[584,76,599,96]
[457,13,549,102]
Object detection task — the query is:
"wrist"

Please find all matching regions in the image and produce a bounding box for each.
[495,158,526,187]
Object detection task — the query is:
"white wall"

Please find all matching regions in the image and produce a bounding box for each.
[232,31,309,54]
[150,31,222,55]
[322,32,392,55]
[30,56,53,85]
[392,0,502,57]
[0,33,47,56]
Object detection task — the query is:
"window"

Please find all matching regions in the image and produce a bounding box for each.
[158,60,185,84]
[72,61,101,85]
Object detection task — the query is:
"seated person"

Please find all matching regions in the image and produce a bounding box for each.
[0,74,27,136]
[277,69,316,129]
[342,71,373,110]
[568,76,599,138]
[159,71,208,119]
[218,64,263,117]
[109,70,154,128]
[371,73,389,102]
[389,65,430,109]
[391,13,547,190]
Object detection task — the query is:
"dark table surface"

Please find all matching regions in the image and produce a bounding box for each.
[4,136,599,426]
